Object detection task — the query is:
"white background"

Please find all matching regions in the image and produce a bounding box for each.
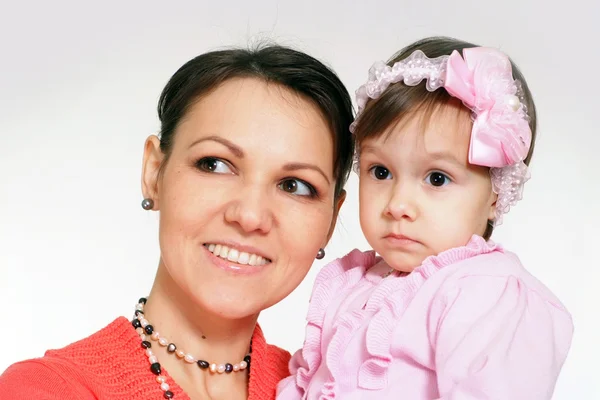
[1,0,597,398]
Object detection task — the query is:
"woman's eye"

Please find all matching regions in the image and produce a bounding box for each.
[196,157,233,174]
[425,171,451,187]
[369,165,392,180]
[279,179,316,197]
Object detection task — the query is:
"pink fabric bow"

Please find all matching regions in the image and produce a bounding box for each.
[444,48,532,168]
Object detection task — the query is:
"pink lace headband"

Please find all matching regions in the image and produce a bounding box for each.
[351,47,533,225]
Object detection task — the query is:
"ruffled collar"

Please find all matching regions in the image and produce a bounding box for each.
[294,235,501,397]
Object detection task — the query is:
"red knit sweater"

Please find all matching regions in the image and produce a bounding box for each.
[0,317,291,399]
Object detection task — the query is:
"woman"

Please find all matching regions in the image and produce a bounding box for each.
[0,44,354,399]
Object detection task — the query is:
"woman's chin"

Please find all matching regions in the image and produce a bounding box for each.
[203,293,263,320]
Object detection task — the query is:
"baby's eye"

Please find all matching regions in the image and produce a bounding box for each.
[369,165,392,180]
[425,172,451,187]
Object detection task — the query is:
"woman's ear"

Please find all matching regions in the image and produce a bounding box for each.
[325,189,346,243]
[141,135,164,210]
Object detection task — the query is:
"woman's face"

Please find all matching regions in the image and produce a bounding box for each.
[143,77,343,319]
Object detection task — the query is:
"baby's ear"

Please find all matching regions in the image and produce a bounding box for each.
[488,191,498,221]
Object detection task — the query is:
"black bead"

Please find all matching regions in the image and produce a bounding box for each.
[141,341,151,349]
[225,363,233,373]
[144,325,154,335]
[164,390,174,399]
[150,362,161,375]
[197,360,209,369]
[244,355,251,364]
[134,310,144,316]
[139,297,147,304]
[132,319,141,329]
[167,343,177,353]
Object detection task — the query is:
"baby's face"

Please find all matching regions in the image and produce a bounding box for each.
[357,104,497,273]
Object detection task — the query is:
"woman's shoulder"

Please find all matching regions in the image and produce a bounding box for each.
[0,317,135,399]
[0,357,95,399]
[248,324,292,400]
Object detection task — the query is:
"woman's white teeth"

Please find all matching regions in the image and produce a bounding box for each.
[249,254,257,266]
[238,252,249,264]
[204,244,269,265]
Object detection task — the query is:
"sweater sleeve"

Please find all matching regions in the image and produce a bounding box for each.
[430,275,573,400]
[0,359,95,399]
[276,349,307,398]
[276,249,377,399]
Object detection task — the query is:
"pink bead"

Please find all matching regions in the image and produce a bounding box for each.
[176,350,185,358]
[135,327,144,335]
[141,319,149,327]
[140,334,146,341]
[209,363,217,373]
[217,364,226,373]
[146,349,154,357]
[239,360,248,370]
[151,332,160,341]
[149,356,158,364]
[160,383,170,391]
[158,338,168,346]
[156,376,166,383]
[184,354,195,363]
[233,364,240,372]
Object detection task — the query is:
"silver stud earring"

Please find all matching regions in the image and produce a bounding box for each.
[316,248,325,260]
[141,198,154,210]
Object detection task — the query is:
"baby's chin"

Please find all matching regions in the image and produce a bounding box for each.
[381,252,427,274]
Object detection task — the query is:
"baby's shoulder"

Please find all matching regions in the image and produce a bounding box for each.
[434,248,566,311]
[314,249,378,287]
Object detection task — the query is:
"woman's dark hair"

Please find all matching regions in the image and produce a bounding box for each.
[157,44,355,200]
[352,36,538,239]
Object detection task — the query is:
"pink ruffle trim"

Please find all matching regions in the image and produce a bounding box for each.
[293,236,500,397]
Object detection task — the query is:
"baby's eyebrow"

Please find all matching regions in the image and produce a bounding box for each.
[358,144,379,154]
[425,151,463,167]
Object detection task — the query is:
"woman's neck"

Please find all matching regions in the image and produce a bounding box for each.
[142,262,257,399]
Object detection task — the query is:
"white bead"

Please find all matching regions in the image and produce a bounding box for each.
[184,354,195,363]
[141,319,149,328]
[140,334,146,341]
[507,95,520,111]
[146,349,154,357]
[239,360,247,370]
[217,364,226,373]
[159,338,168,346]
[160,383,170,391]
[149,356,158,364]
[135,304,144,311]
[233,364,240,372]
